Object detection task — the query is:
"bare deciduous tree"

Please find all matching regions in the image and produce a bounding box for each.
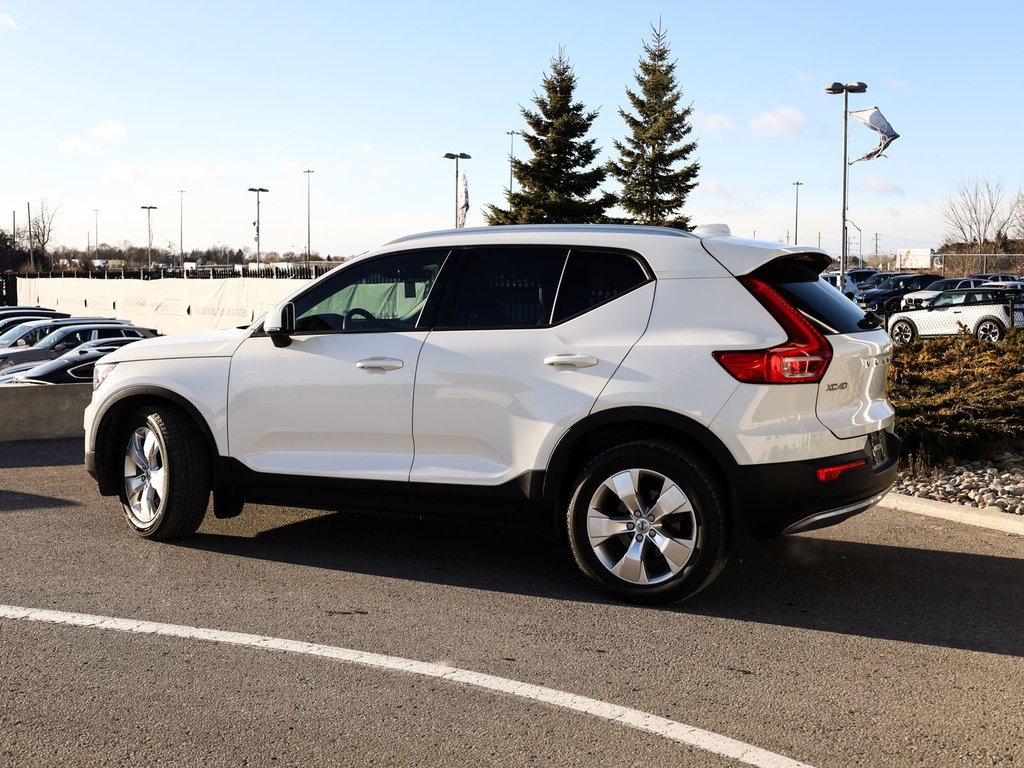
[29,198,60,260]
[940,177,1020,253]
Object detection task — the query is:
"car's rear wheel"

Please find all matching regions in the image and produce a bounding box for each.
[566,440,729,605]
[120,406,210,540]
[975,318,1005,342]
[890,319,916,345]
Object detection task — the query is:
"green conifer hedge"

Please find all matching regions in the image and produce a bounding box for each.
[888,330,1024,463]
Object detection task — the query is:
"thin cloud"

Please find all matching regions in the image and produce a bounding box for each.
[101,164,237,184]
[59,137,98,154]
[750,107,809,139]
[694,112,735,134]
[92,120,127,142]
[862,177,904,196]
[0,13,19,30]
[885,78,911,89]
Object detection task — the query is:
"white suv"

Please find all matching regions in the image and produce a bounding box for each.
[85,225,898,604]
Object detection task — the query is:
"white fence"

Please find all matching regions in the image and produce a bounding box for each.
[17,276,309,335]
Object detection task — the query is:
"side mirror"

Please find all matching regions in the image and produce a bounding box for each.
[265,302,296,348]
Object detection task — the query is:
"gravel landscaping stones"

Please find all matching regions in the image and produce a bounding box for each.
[893,451,1024,515]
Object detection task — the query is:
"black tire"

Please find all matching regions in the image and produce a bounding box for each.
[890,319,916,345]
[119,406,211,540]
[975,318,1005,342]
[566,440,730,605]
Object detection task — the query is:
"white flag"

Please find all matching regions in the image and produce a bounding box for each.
[456,171,469,229]
[849,107,899,164]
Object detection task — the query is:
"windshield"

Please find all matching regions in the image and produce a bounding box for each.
[0,323,44,346]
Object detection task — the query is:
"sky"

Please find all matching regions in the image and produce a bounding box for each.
[2,1,1022,261]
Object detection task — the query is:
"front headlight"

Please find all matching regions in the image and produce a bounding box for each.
[93,362,116,390]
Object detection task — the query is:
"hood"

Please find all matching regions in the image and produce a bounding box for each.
[101,328,250,364]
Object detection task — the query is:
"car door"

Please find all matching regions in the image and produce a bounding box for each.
[924,291,969,335]
[411,246,655,497]
[227,249,448,483]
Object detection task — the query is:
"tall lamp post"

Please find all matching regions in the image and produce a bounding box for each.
[140,205,157,269]
[303,169,314,271]
[177,190,187,268]
[248,187,269,266]
[846,218,862,265]
[93,209,99,261]
[825,80,867,287]
[443,152,471,228]
[505,131,517,194]
[792,181,803,245]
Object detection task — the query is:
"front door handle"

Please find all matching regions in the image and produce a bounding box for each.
[544,353,598,368]
[356,357,404,372]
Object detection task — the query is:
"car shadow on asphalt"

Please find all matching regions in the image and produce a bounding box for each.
[687,533,1024,658]
[0,489,80,511]
[183,507,1024,658]
[0,438,83,469]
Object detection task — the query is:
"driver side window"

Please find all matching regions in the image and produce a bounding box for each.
[292,250,448,333]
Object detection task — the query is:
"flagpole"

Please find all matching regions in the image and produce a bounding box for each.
[826,82,867,293]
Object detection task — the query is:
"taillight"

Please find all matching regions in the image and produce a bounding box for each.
[713,276,832,384]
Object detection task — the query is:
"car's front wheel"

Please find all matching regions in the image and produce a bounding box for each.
[890,319,917,345]
[120,406,211,540]
[566,441,729,605]
[975,318,1005,342]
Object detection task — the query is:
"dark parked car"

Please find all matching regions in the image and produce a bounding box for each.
[0,316,132,350]
[2,338,144,385]
[856,271,910,291]
[0,313,73,335]
[857,274,943,314]
[0,323,157,370]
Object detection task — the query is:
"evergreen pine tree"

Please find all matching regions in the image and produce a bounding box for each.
[486,50,613,224]
[609,22,699,229]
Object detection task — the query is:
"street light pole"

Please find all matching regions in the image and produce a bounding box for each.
[303,170,314,271]
[826,81,866,289]
[93,209,99,260]
[792,181,803,245]
[505,131,516,194]
[247,187,269,266]
[177,190,186,268]
[140,206,157,269]
[846,219,863,265]
[443,152,471,228]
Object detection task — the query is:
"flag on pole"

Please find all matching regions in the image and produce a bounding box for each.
[456,171,469,228]
[849,107,899,164]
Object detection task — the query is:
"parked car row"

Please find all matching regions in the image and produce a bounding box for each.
[0,311,158,381]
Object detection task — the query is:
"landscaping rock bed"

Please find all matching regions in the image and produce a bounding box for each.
[894,452,1024,515]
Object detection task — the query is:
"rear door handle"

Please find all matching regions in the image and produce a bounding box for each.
[544,353,598,368]
[356,357,404,372]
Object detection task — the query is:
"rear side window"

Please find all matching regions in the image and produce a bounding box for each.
[552,249,650,323]
[754,259,879,335]
[445,247,567,329]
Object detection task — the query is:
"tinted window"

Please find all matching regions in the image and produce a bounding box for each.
[292,250,448,333]
[552,249,649,323]
[756,260,878,334]
[446,247,567,329]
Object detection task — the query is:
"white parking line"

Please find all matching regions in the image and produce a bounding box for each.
[1,603,815,768]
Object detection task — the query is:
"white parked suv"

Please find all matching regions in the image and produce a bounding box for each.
[85,225,899,604]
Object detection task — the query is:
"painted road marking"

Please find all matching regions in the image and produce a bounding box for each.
[1,604,815,768]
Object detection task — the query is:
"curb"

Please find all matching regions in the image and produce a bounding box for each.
[879,491,1024,536]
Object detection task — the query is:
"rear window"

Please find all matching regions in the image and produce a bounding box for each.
[753,260,879,335]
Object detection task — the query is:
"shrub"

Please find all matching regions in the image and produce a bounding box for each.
[887,329,1024,463]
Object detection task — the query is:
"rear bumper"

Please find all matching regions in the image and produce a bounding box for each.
[732,430,899,539]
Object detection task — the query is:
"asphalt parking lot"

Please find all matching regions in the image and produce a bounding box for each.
[2,439,1022,767]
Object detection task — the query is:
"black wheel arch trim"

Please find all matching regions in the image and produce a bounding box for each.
[543,406,741,523]
[89,385,225,504]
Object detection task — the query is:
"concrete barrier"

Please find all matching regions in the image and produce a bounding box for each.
[0,383,92,442]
